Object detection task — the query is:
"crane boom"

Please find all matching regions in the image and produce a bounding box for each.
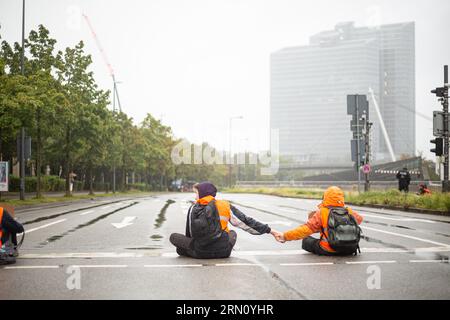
[82,13,121,112]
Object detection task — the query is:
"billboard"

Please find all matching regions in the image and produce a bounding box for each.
[0,161,9,192]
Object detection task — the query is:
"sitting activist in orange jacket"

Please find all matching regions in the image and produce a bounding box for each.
[273,186,363,256]
[170,181,280,259]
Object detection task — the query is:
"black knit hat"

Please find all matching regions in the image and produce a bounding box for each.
[194,181,217,199]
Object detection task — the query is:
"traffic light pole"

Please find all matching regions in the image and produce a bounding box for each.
[355,96,361,193]
[443,65,449,192]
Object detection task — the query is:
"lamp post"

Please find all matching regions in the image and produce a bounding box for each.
[228,116,243,188]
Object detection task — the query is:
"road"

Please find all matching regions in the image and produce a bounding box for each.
[1,192,449,299]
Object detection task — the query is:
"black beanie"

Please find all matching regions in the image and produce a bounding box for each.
[195,181,217,199]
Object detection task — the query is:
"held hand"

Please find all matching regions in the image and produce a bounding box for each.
[270,229,286,243]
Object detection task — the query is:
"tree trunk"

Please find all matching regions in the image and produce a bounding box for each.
[89,166,94,195]
[65,127,71,197]
[36,108,42,198]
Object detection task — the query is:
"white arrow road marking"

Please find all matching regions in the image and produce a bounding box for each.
[111,216,136,229]
[261,221,293,227]
[26,219,67,233]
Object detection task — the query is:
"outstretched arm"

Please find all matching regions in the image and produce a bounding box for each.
[229,205,271,235]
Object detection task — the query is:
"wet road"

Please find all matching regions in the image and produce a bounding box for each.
[1,192,449,299]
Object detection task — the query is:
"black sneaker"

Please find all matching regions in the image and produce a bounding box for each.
[0,250,16,265]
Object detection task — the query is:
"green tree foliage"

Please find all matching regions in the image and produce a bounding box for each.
[0,25,230,198]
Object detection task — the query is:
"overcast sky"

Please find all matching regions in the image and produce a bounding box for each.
[1,0,449,160]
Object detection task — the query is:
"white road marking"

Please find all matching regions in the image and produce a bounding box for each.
[79,210,94,216]
[280,262,334,266]
[361,225,450,247]
[20,252,144,259]
[101,206,111,210]
[409,260,449,263]
[345,260,397,265]
[261,221,293,227]
[144,264,202,268]
[111,216,136,229]
[215,263,258,267]
[3,265,60,269]
[25,219,67,233]
[278,208,298,214]
[71,265,128,268]
[362,214,436,224]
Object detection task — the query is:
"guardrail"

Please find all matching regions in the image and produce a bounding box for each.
[235,181,442,192]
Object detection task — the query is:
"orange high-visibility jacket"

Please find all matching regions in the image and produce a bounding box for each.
[283,186,363,252]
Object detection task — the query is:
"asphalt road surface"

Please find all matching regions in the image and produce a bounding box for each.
[1,192,449,299]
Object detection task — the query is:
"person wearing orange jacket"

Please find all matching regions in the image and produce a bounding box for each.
[273,186,363,256]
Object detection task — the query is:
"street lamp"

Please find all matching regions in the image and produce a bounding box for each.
[229,116,243,188]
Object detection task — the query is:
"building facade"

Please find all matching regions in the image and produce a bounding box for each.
[271,22,415,166]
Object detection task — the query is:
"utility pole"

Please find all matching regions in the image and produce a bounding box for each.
[363,116,372,192]
[19,0,26,201]
[356,96,361,193]
[431,65,449,192]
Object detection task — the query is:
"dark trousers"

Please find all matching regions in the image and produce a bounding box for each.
[302,237,335,256]
[170,230,237,259]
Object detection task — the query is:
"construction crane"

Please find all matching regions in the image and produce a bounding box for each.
[368,87,396,162]
[82,13,122,113]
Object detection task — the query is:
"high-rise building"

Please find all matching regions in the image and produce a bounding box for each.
[271,22,415,166]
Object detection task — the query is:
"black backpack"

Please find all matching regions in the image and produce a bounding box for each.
[189,200,223,246]
[323,206,361,255]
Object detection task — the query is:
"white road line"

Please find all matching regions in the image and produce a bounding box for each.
[79,210,94,216]
[20,252,144,259]
[71,265,128,268]
[215,263,259,267]
[3,265,60,269]
[409,260,449,263]
[362,214,436,224]
[361,225,450,247]
[278,208,298,214]
[25,219,67,233]
[345,260,397,265]
[280,262,334,266]
[101,206,111,210]
[232,250,305,256]
[144,264,202,268]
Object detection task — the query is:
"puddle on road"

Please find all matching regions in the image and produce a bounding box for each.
[360,235,409,250]
[125,246,162,250]
[150,234,163,241]
[37,202,139,247]
[153,199,175,229]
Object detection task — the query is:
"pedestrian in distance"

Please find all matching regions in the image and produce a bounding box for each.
[170,181,282,259]
[271,186,364,256]
[0,205,25,265]
[396,167,411,193]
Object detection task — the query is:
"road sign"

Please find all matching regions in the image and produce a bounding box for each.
[362,164,371,174]
[0,161,9,192]
[351,139,365,164]
[433,111,450,137]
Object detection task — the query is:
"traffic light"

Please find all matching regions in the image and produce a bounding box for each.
[431,87,446,98]
[430,138,443,156]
